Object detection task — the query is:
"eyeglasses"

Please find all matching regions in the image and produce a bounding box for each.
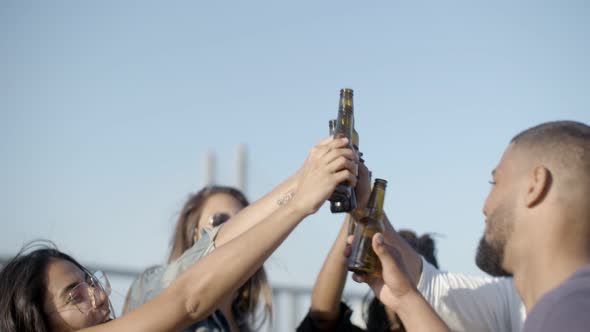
[65,271,111,315]
[192,213,232,244]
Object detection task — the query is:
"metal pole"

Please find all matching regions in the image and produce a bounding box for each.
[235,144,247,193]
[204,150,216,186]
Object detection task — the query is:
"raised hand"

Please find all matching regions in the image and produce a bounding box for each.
[291,137,358,217]
[345,231,414,310]
[356,233,415,310]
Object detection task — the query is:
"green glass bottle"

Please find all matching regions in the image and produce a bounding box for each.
[329,88,358,213]
[328,119,337,136]
[348,178,387,275]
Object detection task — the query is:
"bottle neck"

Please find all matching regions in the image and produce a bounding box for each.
[335,89,354,140]
[366,183,386,220]
[335,108,354,139]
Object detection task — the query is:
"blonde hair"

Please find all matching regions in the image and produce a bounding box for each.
[170,186,272,331]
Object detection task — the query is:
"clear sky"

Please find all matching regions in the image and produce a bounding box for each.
[1,0,589,314]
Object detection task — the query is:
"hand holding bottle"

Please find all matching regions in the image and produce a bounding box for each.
[290,137,358,217]
[349,233,451,332]
[352,233,415,310]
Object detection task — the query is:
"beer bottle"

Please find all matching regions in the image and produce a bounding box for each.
[348,178,387,275]
[329,118,359,149]
[328,88,358,213]
[328,119,337,136]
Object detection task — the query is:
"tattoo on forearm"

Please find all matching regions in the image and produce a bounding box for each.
[277,190,296,206]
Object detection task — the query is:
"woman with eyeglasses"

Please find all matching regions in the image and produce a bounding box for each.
[123,186,272,331]
[0,137,359,332]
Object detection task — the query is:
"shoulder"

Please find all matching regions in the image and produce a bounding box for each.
[524,266,590,332]
[161,225,225,287]
[123,265,165,313]
[133,265,165,286]
[419,256,515,293]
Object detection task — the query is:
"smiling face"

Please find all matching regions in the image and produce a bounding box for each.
[43,259,111,331]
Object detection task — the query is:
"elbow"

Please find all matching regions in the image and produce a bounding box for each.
[179,272,218,322]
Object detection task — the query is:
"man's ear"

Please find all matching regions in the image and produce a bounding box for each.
[525,165,552,208]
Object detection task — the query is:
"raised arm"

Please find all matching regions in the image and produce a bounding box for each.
[357,233,451,332]
[381,216,525,332]
[302,217,352,330]
[213,172,299,247]
[381,213,423,285]
[299,160,371,331]
[214,137,357,247]
[84,137,358,332]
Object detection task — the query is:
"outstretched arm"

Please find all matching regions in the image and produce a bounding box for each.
[381,216,524,331]
[305,217,352,329]
[381,213,423,285]
[302,160,371,330]
[214,172,300,247]
[215,136,361,247]
[85,137,358,332]
[357,233,450,332]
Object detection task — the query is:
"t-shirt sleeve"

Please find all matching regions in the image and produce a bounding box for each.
[161,225,223,288]
[417,256,525,332]
[122,265,164,314]
[123,225,225,313]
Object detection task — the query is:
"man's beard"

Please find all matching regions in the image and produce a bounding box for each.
[475,235,512,277]
[475,200,514,277]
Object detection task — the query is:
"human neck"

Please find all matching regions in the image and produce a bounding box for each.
[513,238,590,312]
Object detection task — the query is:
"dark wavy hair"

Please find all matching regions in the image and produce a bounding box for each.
[364,230,439,332]
[0,241,113,332]
[168,186,272,331]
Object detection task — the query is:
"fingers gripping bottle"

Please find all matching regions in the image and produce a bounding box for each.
[328,88,358,213]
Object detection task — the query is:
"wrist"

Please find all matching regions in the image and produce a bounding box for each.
[278,190,313,219]
[394,288,425,318]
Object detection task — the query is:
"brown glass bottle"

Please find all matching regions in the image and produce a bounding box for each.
[348,178,387,275]
[328,119,337,136]
[328,88,358,213]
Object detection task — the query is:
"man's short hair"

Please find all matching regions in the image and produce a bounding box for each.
[510,120,590,213]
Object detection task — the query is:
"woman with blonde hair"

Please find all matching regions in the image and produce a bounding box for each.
[125,186,272,331]
[0,136,359,332]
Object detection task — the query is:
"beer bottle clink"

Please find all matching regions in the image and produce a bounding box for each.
[348,178,387,275]
[328,88,358,213]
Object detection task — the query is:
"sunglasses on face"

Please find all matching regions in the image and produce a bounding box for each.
[208,212,231,227]
[192,213,232,243]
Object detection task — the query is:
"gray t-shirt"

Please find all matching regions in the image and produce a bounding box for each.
[125,226,230,332]
[523,264,590,332]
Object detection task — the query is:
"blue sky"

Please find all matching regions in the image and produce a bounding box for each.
[1,0,589,311]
